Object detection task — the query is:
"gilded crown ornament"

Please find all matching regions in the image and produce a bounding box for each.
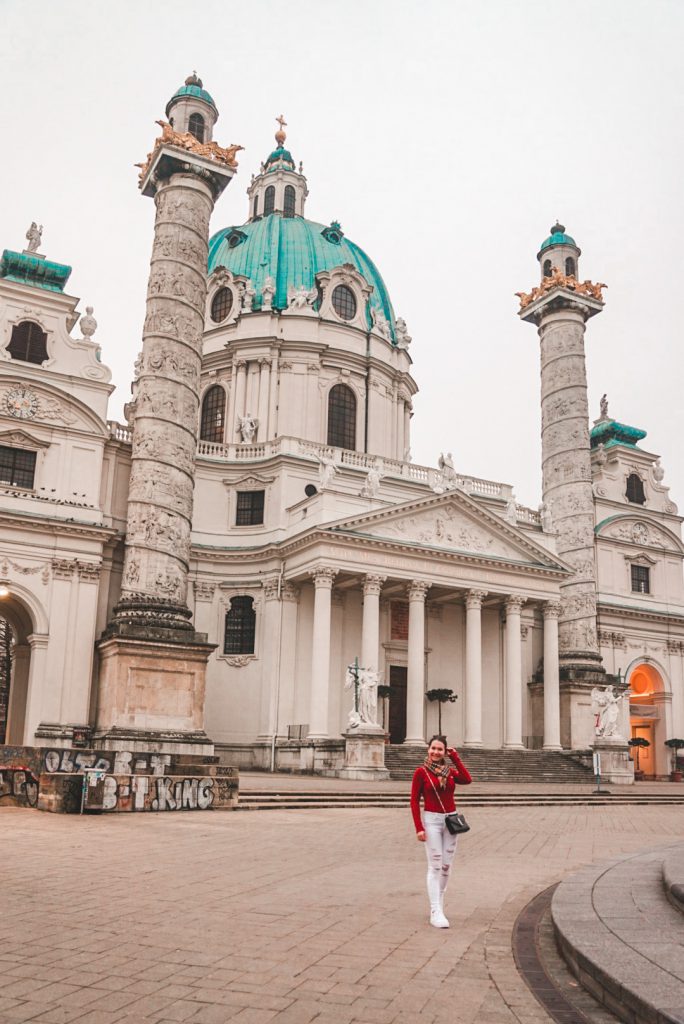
[515,266,607,310]
[135,121,244,186]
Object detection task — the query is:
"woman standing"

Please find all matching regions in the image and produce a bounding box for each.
[410,735,472,928]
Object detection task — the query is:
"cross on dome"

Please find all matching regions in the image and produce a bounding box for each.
[275,114,288,146]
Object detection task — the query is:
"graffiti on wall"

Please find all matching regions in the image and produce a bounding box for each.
[0,767,38,807]
[93,775,215,812]
[44,749,172,776]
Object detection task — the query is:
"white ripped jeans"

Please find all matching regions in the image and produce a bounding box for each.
[422,810,459,910]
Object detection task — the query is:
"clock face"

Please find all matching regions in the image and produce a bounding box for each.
[5,386,38,420]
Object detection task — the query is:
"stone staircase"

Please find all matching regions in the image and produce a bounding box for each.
[385,745,596,783]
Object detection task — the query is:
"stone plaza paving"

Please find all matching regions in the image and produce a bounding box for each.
[1,797,683,1024]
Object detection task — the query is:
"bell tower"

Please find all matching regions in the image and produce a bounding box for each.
[518,225,614,748]
[165,72,218,143]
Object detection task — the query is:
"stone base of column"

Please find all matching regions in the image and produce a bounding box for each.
[592,737,634,785]
[332,727,390,780]
[95,626,216,757]
[559,668,621,751]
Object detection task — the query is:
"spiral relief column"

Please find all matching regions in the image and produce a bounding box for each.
[518,224,615,749]
[96,80,240,753]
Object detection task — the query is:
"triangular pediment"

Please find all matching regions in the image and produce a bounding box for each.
[0,428,50,449]
[325,491,566,569]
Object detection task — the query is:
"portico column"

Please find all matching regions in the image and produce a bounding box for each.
[543,601,562,750]
[405,580,431,744]
[504,595,525,749]
[464,589,487,747]
[256,358,271,441]
[308,567,338,738]
[362,574,386,672]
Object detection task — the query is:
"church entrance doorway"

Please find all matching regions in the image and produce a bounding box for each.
[388,665,407,744]
[0,591,37,746]
[629,663,666,778]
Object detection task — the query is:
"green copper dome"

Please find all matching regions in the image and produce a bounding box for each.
[264,146,295,171]
[165,74,217,117]
[538,221,578,254]
[208,215,397,340]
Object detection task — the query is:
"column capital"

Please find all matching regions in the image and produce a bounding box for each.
[407,580,431,602]
[505,593,525,614]
[363,574,386,597]
[465,589,487,610]
[235,358,247,370]
[311,566,338,589]
[258,357,272,369]
[543,600,561,620]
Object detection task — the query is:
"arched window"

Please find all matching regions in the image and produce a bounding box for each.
[626,473,646,505]
[7,321,48,364]
[565,257,576,277]
[264,186,275,216]
[188,112,205,143]
[327,384,357,450]
[199,385,225,444]
[224,596,256,655]
[543,259,552,278]
[331,284,357,321]
[211,287,233,323]
[253,196,259,219]
[283,185,296,218]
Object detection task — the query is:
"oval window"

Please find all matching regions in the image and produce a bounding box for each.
[211,287,233,323]
[331,284,357,321]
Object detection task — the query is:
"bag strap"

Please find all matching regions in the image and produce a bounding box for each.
[423,767,448,814]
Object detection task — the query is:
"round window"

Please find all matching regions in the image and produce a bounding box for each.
[211,287,233,323]
[331,284,357,321]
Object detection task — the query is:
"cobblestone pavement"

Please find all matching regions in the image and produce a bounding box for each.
[1,803,683,1024]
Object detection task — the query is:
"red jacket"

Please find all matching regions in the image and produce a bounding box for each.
[410,748,472,833]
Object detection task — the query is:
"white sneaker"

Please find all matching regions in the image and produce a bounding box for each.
[430,909,450,928]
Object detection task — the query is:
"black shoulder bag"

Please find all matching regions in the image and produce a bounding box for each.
[424,768,470,835]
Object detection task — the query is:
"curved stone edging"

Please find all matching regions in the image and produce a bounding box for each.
[552,843,684,1024]
[663,846,684,915]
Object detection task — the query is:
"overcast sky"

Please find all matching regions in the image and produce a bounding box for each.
[2,0,682,509]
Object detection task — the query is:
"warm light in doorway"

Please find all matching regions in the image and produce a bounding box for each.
[0,584,9,599]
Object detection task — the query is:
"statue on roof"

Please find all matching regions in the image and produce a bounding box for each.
[372,308,392,341]
[261,276,276,312]
[25,222,43,253]
[286,284,317,310]
[395,317,412,349]
[600,393,609,419]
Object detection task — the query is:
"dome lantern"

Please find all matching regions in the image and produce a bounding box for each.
[165,72,219,144]
[536,221,582,281]
[246,116,308,221]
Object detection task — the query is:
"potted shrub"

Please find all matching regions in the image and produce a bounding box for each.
[425,688,458,734]
[628,736,650,780]
[664,738,684,781]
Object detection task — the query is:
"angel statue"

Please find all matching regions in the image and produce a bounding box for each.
[238,413,258,444]
[345,663,380,728]
[261,275,276,311]
[591,685,629,739]
[287,283,317,310]
[438,452,457,487]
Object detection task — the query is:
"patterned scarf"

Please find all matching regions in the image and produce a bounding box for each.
[423,755,450,790]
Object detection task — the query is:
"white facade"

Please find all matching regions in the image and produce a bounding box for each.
[1,83,683,777]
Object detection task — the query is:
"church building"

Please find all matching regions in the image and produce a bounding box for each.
[1,75,683,780]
